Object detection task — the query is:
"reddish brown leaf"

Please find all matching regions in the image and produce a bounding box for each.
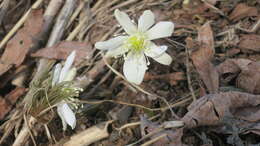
[0,97,11,120]
[182,91,260,128]
[191,22,219,93]
[0,87,26,120]
[31,41,93,65]
[239,34,260,52]
[144,72,185,85]
[217,59,252,74]
[0,9,44,76]
[226,48,240,56]
[216,58,252,83]
[6,87,26,104]
[237,61,260,94]
[229,3,258,22]
[140,115,186,146]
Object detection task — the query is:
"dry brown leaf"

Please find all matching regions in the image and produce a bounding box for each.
[0,87,26,120]
[140,115,185,146]
[237,61,260,94]
[31,41,93,65]
[0,97,11,120]
[144,72,185,86]
[0,9,44,76]
[229,3,258,22]
[217,59,259,93]
[191,22,219,93]
[182,91,260,129]
[216,58,252,83]
[238,34,260,52]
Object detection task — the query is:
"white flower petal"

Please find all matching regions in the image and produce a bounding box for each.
[59,111,67,131]
[105,47,128,57]
[147,21,174,40]
[57,102,76,130]
[114,9,137,35]
[52,63,62,86]
[138,10,155,32]
[59,51,76,83]
[95,36,127,50]
[152,52,172,65]
[63,67,77,82]
[145,43,167,58]
[123,53,147,84]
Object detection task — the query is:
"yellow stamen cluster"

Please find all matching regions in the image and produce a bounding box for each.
[126,34,147,53]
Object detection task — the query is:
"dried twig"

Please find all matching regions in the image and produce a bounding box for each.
[0,0,44,49]
[0,0,9,25]
[78,95,192,112]
[116,114,161,132]
[12,117,37,146]
[236,18,260,33]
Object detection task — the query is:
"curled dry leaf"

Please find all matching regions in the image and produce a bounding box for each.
[216,58,252,83]
[182,91,260,129]
[63,120,113,146]
[237,61,260,94]
[0,9,44,76]
[140,115,185,146]
[229,3,258,22]
[191,22,219,93]
[238,34,260,52]
[31,41,93,65]
[0,87,26,120]
[217,59,260,94]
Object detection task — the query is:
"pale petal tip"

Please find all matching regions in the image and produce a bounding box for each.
[68,119,76,129]
[57,103,77,130]
[125,74,143,85]
[114,9,121,17]
[169,22,175,33]
[162,21,175,36]
[158,53,173,65]
[143,10,153,15]
[147,21,175,40]
[123,54,147,85]
[94,42,103,50]
[69,50,76,59]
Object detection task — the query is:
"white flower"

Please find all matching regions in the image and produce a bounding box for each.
[52,51,78,131]
[95,9,174,84]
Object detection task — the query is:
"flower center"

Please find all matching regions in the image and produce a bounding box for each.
[126,34,147,53]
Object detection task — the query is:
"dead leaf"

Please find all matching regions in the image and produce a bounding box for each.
[229,3,258,22]
[140,115,185,146]
[0,87,26,120]
[216,58,252,83]
[0,97,11,120]
[237,61,260,94]
[109,105,133,123]
[63,120,113,146]
[0,9,44,76]
[5,87,26,104]
[182,91,260,128]
[144,72,185,85]
[238,34,260,52]
[31,41,93,65]
[226,48,240,56]
[191,22,219,93]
